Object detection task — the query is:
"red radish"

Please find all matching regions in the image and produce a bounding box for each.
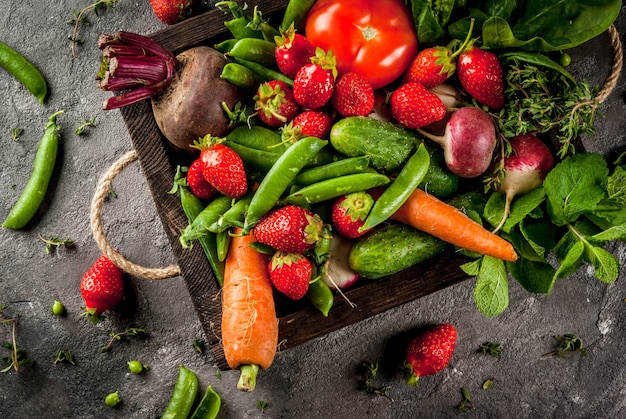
[322,235,359,290]
[492,134,555,233]
[418,106,497,178]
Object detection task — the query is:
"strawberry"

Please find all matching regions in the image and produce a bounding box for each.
[254,80,300,127]
[390,82,447,129]
[268,252,312,300]
[291,110,333,139]
[187,158,217,200]
[331,72,375,117]
[192,135,247,199]
[457,46,505,110]
[403,323,457,386]
[403,46,457,88]
[293,48,337,109]
[252,205,324,253]
[80,255,124,321]
[274,25,316,79]
[148,0,194,25]
[331,191,375,239]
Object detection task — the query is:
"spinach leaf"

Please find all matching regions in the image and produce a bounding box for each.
[409,0,456,45]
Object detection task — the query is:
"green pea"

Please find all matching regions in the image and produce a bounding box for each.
[51,300,65,316]
[559,52,572,67]
[280,172,391,207]
[0,41,48,103]
[3,110,64,229]
[161,365,199,419]
[189,385,221,419]
[105,391,121,407]
[244,137,328,232]
[361,143,430,231]
[127,360,147,374]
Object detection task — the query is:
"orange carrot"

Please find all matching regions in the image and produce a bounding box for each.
[390,189,518,262]
[222,228,279,391]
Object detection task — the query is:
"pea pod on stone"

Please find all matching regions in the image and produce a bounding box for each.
[160,365,199,419]
[0,41,48,103]
[189,385,221,419]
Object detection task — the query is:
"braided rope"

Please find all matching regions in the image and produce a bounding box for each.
[596,24,623,104]
[89,149,181,280]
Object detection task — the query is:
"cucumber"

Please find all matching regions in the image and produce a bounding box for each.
[329,116,460,197]
[330,116,415,172]
[349,223,448,279]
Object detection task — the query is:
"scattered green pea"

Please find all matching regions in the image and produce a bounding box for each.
[105,391,121,407]
[51,300,65,316]
[559,52,572,67]
[127,360,148,374]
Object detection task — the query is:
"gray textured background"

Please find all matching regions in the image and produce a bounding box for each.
[1,1,625,418]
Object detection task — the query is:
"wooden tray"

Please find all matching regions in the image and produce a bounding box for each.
[118,0,471,370]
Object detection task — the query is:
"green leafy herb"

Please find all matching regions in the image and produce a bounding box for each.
[1,307,30,373]
[544,334,587,358]
[480,342,502,357]
[38,233,74,254]
[54,350,76,365]
[472,256,509,317]
[68,0,118,56]
[10,128,23,141]
[256,400,269,413]
[360,361,393,401]
[75,116,97,135]
[482,378,495,390]
[192,338,206,354]
[101,326,148,353]
[457,387,474,413]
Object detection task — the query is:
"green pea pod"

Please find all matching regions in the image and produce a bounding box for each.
[0,41,48,103]
[179,196,233,248]
[3,110,63,229]
[244,137,327,232]
[225,141,281,172]
[228,38,277,69]
[307,275,334,317]
[216,230,231,262]
[224,16,264,39]
[281,172,391,207]
[220,62,258,88]
[232,57,294,87]
[189,385,221,419]
[214,38,238,53]
[294,156,371,186]
[312,224,333,265]
[160,365,199,419]
[361,143,430,231]
[226,125,285,152]
[209,192,254,233]
[178,186,225,287]
[499,51,576,83]
[281,0,317,32]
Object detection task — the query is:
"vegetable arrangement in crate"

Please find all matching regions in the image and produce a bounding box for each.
[93,0,624,390]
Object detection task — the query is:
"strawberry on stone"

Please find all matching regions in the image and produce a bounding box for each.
[404,323,457,386]
[390,82,447,129]
[268,251,312,300]
[252,205,324,253]
[80,254,124,322]
[331,72,375,117]
[331,191,375,239]
[293,47,337,109]
[254,80,300,127]
[192,135,247,199]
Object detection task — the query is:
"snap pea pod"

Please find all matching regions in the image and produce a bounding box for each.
[243,137,327,232]
[227,38,277,69]
[360,143,430,231]
[220,62,258,88]
[214,38,238,53]
[293,156,372,186]
[224,16,264,40]
[160,365,199,419]
[280,172,391,207]
[179,196,233,248]
[281,0,317,32]
[232,57,294,87]
[189,385,221,419]
[216,230,231,262]
[177,184,225,287]
[0,41,48,103]
[209,192,254,233]
[226,125,285,151]
[307,275,334,317]
[3,110,63,229]
[225,141,282,172]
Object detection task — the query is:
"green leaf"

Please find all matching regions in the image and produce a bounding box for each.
[483,188,546,233]
[508,258,556,294]
[543,153,608,225]
[474,256,509,317]
[460,258,482,276]
[554,240,585,280]
[584,245,620,284]
[591,223,626,242]
[409,0,455,46]
[607,166,626,206]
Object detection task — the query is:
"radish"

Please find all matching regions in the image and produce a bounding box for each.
[97,31,242,150]
[492,134,555,233]
[418,106,497,178]
[322,235,359,290]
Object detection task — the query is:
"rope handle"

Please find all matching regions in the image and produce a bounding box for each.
[90,25,622,280]
[90,149,181,280]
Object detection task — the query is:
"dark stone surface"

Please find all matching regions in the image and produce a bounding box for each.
[0,1,624,418]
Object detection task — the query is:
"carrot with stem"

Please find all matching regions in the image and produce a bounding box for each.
[390,189,518,262]
[221,228,278,391]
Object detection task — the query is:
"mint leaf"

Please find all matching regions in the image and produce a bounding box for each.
[483,188,546,233]
[543,153,608,226]
[460,259,481,276]
[591,223,626,242]
[585,245,620,283]
[508,258,556,294]
[474,256,509,317]
[519,218,557,258]
[607,166,626,206]
[554,240,585,280]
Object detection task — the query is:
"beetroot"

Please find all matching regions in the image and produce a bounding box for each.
[418,106,497,178]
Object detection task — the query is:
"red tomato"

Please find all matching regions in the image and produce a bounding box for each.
[305,0,418,90]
